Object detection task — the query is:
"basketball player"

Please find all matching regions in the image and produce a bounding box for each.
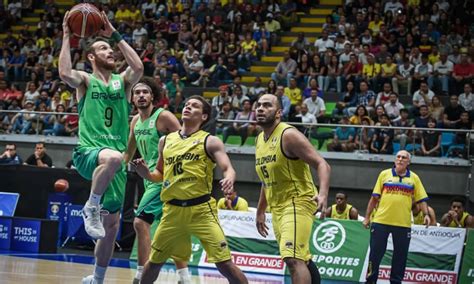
[132,96,248,284]
[59,12,143,284]
[412,202,436,226]
[123,77,190,283]
[326,192,359,220]
[254,94,331,284]
[441,196,474,228]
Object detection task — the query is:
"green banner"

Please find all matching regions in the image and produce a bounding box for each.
[459,229,474,284]
[309,219,370,282]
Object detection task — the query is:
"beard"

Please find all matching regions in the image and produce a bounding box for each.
[256,110,277,127]
[136,101,152,110]
[95,56,115,71]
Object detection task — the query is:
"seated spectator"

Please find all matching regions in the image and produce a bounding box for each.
[253,24,270,57]
[264,13,281,46]
[216,101,235,136]
[212,85,231,115]
[326,192,359,220]
[372,104,387,125]
[414,105,431,129]
[441,197,474,228]
[354,116,374,151]
[375,82,393,106]
[429,95,445,123]
[295,103,317,136]
[303,89,326,122]
[346,81,376,116]
[217,190,249,211]
[412,81,435,116]
[370,114,394,154]
[380,56,397,87]
[230,86,250,111]
[295,53,311,89]
[2,99,21,133]
[222,100,255,146]
[393,109,413,150]
[392,57,414,96]
[413,54,433,92]
[343,53,362,87]
[275,85,291,121]
[412,202,437,226]
[21,81,39,107]
[238,32,257,71]
[417,118,442,157]
[350,105,372,125]
[10,101,37,134]
[64,105,78,136]
[165,73,184,113]
[208,56,234,86]
[429,53,453,95]
[452,54,474,94]
[314,29,334,56]
[458,83,474,121]
[384,93,405,123]
[290,32,310,61]
[323,55,342,93]
[327,116,356,152]
[184,53,203,83]
[284,77,302,110]
[0,143,22,165]
[334,81,356,117]
[454,111,471,145]
[309,54,326,91]
[248,77,266,101]
[362,54,381,92]
[3,83,23,106]
[271,51,297,87]
[23,142,52,167]
[43,104,66,136]
[302,78,322,99]
[443,95,465,128]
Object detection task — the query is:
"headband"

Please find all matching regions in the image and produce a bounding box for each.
[132,83,153,94]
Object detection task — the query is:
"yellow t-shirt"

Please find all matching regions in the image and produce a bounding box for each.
[428,54,440,65]
[412,210,424,225]
[161,130,215,202]
[448,212,470,228]
[330,204,353,220]
[381,63,397,76]
[115,9,131,23]
[255,122,317,209]
[167,1,183,13]
[284,87,302,105]
[372,168,428,228]
[129,9,142,22]
[241,40,257,56]
[217,196,249,211]
[408,0,420,6]
[368,21,384,36]
[363,63,381,79]
[60,90,72,105]
[36,37,52,49]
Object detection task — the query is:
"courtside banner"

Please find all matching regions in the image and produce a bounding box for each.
[379,225,466,284]
[459,229,474,284]
[310,219,370,282]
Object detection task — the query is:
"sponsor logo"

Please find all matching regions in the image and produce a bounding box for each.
[0,224,8,239]
[70,209,83,217]
[163,180,170,188]
[50,204,59,215]
[313,221,346,253]
[13,226,38,243]
[285,241,293,249]
[91,92,124,100]
[255,154,277,166]
[379,267,457,283]
[134,129,153,136]
[112,80,121,91]
[219,252,284,270]
[165,153,200,165]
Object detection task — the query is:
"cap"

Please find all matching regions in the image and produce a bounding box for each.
[219,85,228,92]
[25,100,34,105]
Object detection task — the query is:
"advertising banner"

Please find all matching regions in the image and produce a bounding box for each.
[379,225,466,283]
[46,193,71,242]
[0,217,12,250]
[458,229,474,284]
[10,218,41,252]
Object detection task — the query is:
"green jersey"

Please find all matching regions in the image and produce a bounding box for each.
[78,74,130,152]
[134,108,164,170]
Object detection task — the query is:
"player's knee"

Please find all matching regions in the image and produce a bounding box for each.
[104,152,122,170]
[284,258,303,270]
[133,218,148,232]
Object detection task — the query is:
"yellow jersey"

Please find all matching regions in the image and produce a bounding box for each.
[161,130,215,202]
[330,204,353,220]
[363,63,381,79]
[372,168,428,228]
[381,63,397,76]
[284,87,302,106]
[412,210,425,225]
[448,212,470,228]
[217,196,249,211]
[255,123,317,209]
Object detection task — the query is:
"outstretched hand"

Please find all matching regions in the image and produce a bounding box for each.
[130,158,150,179]
[99,11,116,38]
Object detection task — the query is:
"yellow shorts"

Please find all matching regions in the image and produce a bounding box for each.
[149,198,231,264]
[271,197,316,261]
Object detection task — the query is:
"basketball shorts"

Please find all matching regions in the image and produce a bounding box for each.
[135,180,163,224]
[72,146,126,213]
[149,198,231,264]
[271,197,317,261]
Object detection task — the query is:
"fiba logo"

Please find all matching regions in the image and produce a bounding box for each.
[313,221,346,253]
[51,205,60,215]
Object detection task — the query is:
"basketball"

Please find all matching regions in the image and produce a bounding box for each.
[67,3,103,38]
[54,179,69,193]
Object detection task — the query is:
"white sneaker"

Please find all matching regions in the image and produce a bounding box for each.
[82,275,103,284]
[191,80,200,86]
[82,203,105,239]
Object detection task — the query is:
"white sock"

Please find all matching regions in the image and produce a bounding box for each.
[177,267,191,280]
[93,264,107,282]
[88,193,102,206]
[135,265,144,280]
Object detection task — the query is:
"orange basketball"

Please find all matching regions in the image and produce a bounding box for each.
[54,179,69,193]
[67,3,104,38]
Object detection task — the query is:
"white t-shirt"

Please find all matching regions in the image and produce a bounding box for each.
[314,38,335,53]
[398,64,414,79]
[303,97,326,117]
[414,63,433,77]
[433,60,453,75]
[412,90,435,106]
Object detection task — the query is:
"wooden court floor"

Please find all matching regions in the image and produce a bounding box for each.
[0,255,286,284]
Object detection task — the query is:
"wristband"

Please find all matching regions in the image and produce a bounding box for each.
[111,31,123,43]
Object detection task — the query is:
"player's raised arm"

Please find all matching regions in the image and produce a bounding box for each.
[59,11,88,89]
[206,135,236,195]
[99,11,143,95]
[282,127,331,216]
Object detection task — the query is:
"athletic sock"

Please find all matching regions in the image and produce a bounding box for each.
[177,267,191,282]
[93,264,107,283]
[135,265,144,280]
[307,259,321,284]
[88,193,102,206]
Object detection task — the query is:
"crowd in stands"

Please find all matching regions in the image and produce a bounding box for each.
[0,0,472,157]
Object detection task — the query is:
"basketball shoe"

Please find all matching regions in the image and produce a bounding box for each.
[82,202,105,239]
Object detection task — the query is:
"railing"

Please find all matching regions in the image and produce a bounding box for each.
[1,109,79,135]
[217,118,474,159]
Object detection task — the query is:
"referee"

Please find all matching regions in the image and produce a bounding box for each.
[363,150,431,284]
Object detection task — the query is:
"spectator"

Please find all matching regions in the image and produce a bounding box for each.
[370,114,394,154]
[303,89,326,121]
[323,55,342,93]
[267,79,277,95]
[414,105,431,129]
[448,45,461,65]
[230,86,250,111]
[458,83,474,121]
[184,53,203,83]
[275,85,291,120]
[216,101,235,136]
[248,77,266,100]
[284,77,302,110]
[10,100,37,134]
[39,69,58,95]
[314,29,334,55]
[272,51,297,87]
[132,22,148,47]
[238,32,257,71]
[413,54,433,92]
[343,53,362,87]
[443,95,465,128]
[23,142,52,167]
[165,73,184,113]
[42,104,66,136]
[347,81,376,116]
[384,93,405,123]
[295,103,317,136]
[429,95,445,123]
[64,105,78,136]
[412,81,435,114]
[354,116,374,151]
[429,53,453,95]
[309,54,326,89]
[375,82,393,107]
[217,190,249,211]
[264,13,281,46]
[0,143,22,165]
[441,197,474,228]
[295,53,311,89]
[380,56,396,87]
[327,116,356,152]
[334,81,357,117]
[222,100,255,146]
[212,85,231,115]
[290,32,310,60]
[362,54,381,92]
[384,0,404,15]
[417,117,442,157]
[326,192,359,220]
[7,48,25,81]
[452,54,474,94]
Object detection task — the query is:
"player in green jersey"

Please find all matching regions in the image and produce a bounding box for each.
[124,77,190,283]
[59,11,143,284]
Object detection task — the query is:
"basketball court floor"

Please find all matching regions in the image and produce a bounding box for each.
[0,252,356,283]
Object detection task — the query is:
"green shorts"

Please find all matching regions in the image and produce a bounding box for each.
[136,180,163,224]
[72,146,126,213]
